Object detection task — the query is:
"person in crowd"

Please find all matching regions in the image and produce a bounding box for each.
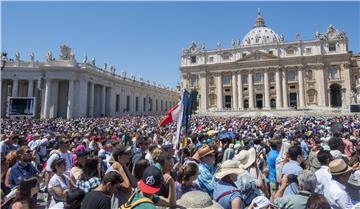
[70,151,90,185]
[314,149,333,194]
[176,190,223,209]
[274,170,317,209]
[328,137,346,160]
[305,193,331,209]
[157,152,177,204]
[98,141,113,173]
[145,144,157,165]
[48,158,72,207]
[107,145,137,208]
[49,188,86,209]
[45,137,73,173]
[11,177,39,209]
[213,160,245,209]
[4,151,18,191]
[81,171,123,209]
[132,159,150,182]
[0,134,18,158]
[267,139,281,197]
[9,146,38,189]
[131,137,149,171]
[76,157,101,193]
[222,143,235,162]
[324,159,354,209]
[281,145,304,196]
[121,165,176,209]
[196,145,217,196]
[342,132,354,158]
[235,147,266,205]
[175,162,201,199]
[28,133,49,167]
[275,140,291,185]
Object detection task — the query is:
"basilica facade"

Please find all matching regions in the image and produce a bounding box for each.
[180,12,360,112]
[1,45,179,119]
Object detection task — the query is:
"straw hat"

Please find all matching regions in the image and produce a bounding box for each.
[197,145,215,159]
[329,159,352,176]
[215,160,245,179]
[234,147,256,169]
[176,191,223,209]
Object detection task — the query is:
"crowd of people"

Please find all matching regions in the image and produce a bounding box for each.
[0,115,360,209]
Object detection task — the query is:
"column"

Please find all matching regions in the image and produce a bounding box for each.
[50,80,59,118]
[248,71,254,109]
[78,79,88,117]
[101,85,106,116]
[216,73,223,110]
[232,72,238,109]
[42,79,52,119]
[67,80,74,119]
[282,69,289,108]
[27,80,34,97]
[199,72,208,110]
[1,81,8,117]
[275,69,283,108]
[341,63,351,108]
[317,65,326,106]
[12,79,18,97]
[237,73,244,110]
[264,69,270,109]
[298,67,305,109]
[89,83,94,117]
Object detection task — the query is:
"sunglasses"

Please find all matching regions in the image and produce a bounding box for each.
[25,150,32,154]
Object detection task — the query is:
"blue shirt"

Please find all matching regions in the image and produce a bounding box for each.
[10,161,37,189]
[300,141,309,160]
[282,160,303,196]
[213,180,241,209]
[197,162,216,197]
[267,149,279,183]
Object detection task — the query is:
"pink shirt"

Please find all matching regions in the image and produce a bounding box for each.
[342,138,353,157]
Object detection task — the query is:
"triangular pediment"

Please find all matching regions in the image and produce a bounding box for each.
[236,50,278,62]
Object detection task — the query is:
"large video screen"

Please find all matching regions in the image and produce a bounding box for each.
[8,97,35,116]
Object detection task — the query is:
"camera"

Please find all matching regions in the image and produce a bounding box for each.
[287,174,298,184]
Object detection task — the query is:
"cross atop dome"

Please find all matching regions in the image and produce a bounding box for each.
[254,8,266,28]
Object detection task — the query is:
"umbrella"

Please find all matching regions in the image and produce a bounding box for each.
[207,130,219,136]
[217,131,236,140]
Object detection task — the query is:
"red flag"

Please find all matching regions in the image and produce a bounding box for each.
[159,102,181,127]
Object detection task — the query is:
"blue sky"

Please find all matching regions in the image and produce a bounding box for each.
[2,1,359,87]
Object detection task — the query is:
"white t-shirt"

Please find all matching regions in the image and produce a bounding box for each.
[48,173,71,206]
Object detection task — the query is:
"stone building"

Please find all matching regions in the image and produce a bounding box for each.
[180,11,360,112]
[1,45,179,118]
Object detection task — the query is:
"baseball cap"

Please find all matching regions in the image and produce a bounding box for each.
[251,196,277,209]
[139,166,163,195]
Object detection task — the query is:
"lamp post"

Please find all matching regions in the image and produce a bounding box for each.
[1,52,7,71]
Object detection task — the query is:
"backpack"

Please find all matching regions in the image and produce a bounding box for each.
[119,191,153,209]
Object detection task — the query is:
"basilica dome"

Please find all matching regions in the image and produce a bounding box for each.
[242,11,282,46]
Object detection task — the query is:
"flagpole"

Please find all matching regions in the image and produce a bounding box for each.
[174,89,184,148]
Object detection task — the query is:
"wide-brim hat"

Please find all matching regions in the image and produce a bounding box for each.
[215,160,245,179]
[329,159,352,176]
[176,191,223,209]
[234,147,256,169]
[197,145,215,159]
